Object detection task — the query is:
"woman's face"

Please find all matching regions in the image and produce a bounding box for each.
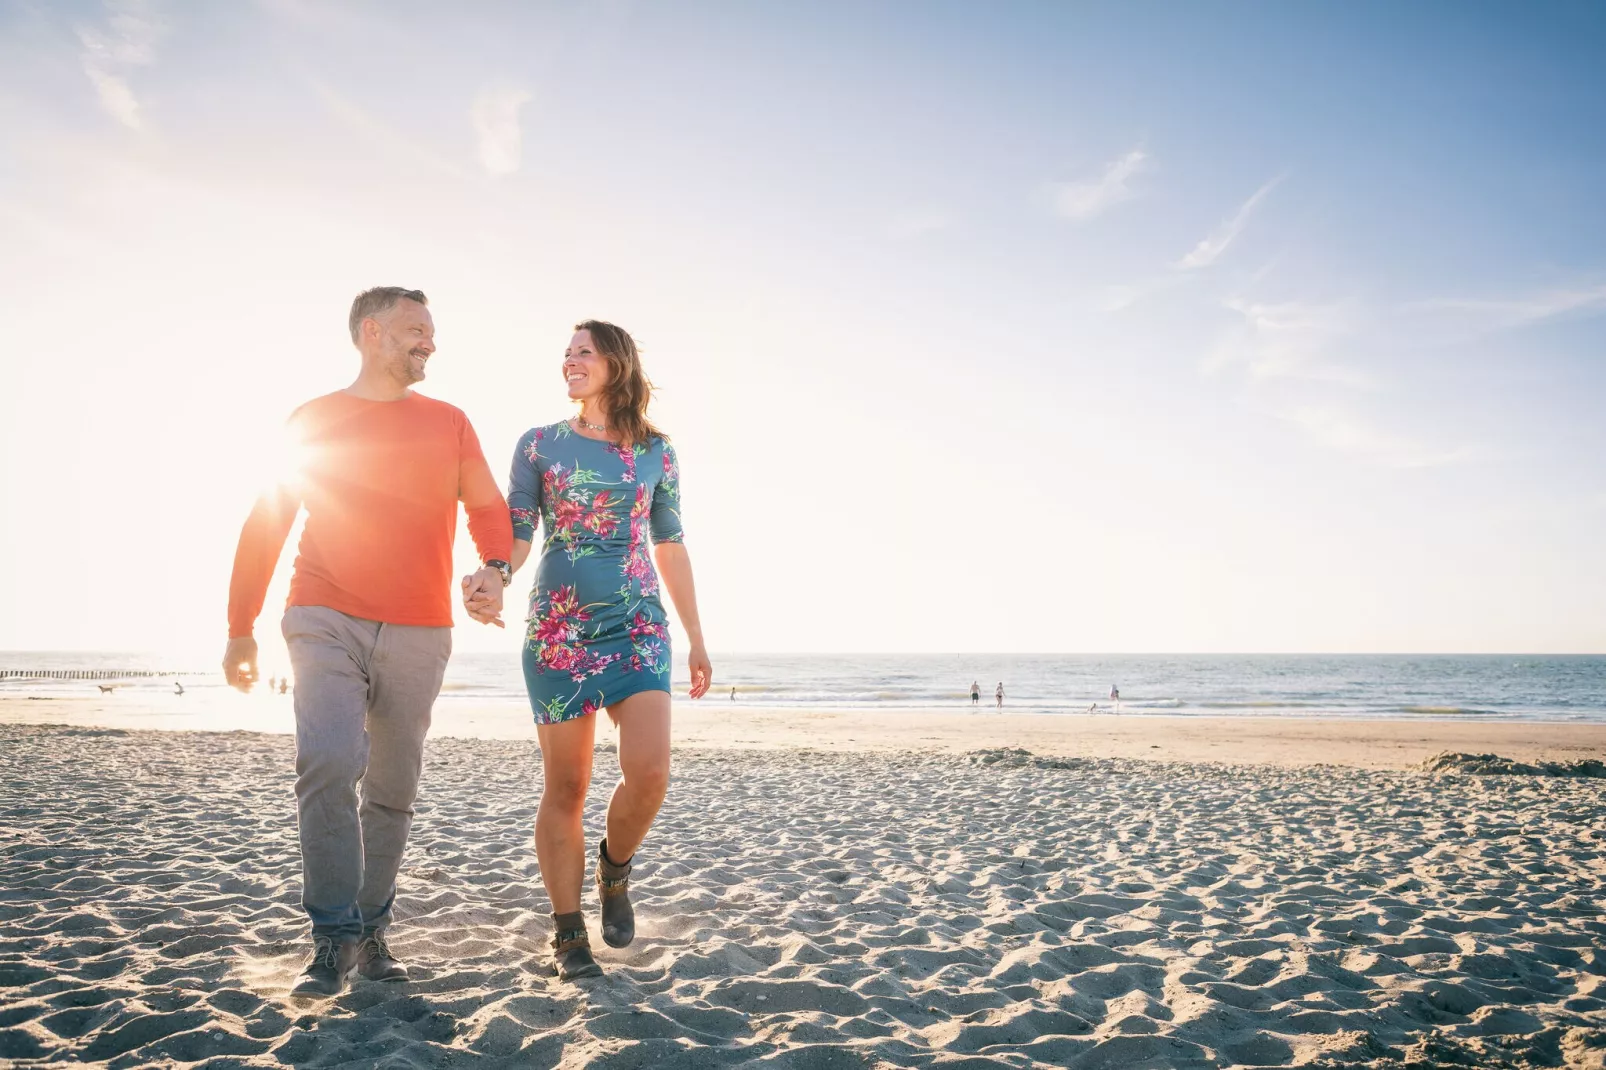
[563,329,610,403]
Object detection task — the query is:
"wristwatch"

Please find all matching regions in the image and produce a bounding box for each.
[484,559,512,587]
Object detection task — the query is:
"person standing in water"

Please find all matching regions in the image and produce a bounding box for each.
[481,320,711,981]
[995,682,1005,711]
[970,681,980,706]
[1110,685,1120,714]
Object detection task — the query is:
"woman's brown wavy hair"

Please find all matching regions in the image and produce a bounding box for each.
[576,319,666,448]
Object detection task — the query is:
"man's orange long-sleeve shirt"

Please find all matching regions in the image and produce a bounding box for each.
[227,391,513,638]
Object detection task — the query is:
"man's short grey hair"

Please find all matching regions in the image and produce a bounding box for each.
[348,286,427,344]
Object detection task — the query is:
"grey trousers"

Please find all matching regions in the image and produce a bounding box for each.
[282,605,451,940]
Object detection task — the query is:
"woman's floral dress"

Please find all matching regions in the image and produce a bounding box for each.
[507,421,683,724]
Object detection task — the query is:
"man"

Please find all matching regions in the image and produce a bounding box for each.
[225,287,513,997]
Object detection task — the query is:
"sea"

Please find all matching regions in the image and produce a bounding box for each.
[3,651,1605,723]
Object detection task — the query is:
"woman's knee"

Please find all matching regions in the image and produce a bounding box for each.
[621,755,671,798]
[541,772,591,813]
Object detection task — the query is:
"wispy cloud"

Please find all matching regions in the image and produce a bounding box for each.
[1175,175,1283,270]
[1272,404,1471,469]
[76,0,163,130]
[1051,148,1147,221]
[1089,273,1192,313]
[1410,283,1606,331]
[888,209,950,239]
[311,80,468,180]
[1206,295,1470,468]
[470,87,533,177]
[1204,297,1373,387]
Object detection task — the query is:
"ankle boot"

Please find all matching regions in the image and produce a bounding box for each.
[550,912,602,980]
[595,839,635,948]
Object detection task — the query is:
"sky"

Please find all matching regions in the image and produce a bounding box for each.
[1,0,1604,662]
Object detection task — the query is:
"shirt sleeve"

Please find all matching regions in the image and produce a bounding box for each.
[226,412,308,639]
[508,428,543,544]
[458,413,513,563]
[649,441,684,545]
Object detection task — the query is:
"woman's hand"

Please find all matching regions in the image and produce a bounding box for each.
[687,642,712,699]
[460,567,505,627]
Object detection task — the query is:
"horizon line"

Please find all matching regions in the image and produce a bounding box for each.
[2,648,1603,659]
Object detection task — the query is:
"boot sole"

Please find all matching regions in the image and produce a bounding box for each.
[359,969,409,983]
[289,975,351,998]
[556,962,604,980]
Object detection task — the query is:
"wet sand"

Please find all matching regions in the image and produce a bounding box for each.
[5,695,1606,771]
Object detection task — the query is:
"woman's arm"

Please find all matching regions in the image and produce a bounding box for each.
[511,538,534,576]
[465,430,542,621]
[654,542,711,698]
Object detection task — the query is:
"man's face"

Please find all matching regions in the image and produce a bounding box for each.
[372,299,435,384]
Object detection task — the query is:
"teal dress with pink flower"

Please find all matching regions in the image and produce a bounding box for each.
[508,421,683,724]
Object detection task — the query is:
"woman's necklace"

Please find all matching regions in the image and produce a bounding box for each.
[576,413,609,434]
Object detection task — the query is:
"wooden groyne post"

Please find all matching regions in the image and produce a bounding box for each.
[0,669,189,680]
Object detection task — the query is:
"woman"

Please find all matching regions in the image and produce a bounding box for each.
[501,320,711,980]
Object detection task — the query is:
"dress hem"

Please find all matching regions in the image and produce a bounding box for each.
[528,676,672,726]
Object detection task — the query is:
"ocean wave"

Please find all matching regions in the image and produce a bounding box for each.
[739,690,910,703]
[1196,700,1332,709]
[1396,705,1504,716]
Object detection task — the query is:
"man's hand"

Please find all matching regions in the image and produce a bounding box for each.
[687,642,712,699]
[460,567,505,628]
[223,636,259,692]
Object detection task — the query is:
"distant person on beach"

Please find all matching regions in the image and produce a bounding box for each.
[996,682,1004,710]
[225,287,512,998]
[970,681,980,706]
[1110,685,1120,714]
[469,320,710,981]
[280,679,289,695]
[730,686,736,701]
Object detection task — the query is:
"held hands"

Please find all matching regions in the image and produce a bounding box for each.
[687,642,712,699]
[223,636,259,692]
[460,567,505,628]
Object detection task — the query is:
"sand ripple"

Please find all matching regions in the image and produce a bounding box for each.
[1,725,1603,1068]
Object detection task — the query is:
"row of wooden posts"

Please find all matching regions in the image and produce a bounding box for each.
[0,670,194,680]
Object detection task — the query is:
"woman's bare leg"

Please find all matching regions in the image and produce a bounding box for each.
[535,714,597,914]
[603,689,672,862]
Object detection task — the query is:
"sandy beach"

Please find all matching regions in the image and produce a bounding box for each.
[2,712,1604,1068]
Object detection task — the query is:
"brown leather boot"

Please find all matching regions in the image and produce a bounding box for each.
[550,913,602,980]
[356,928,407,982]
[595,839,635,949]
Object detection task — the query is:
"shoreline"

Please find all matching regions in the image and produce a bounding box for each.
[4,695,1606,770]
